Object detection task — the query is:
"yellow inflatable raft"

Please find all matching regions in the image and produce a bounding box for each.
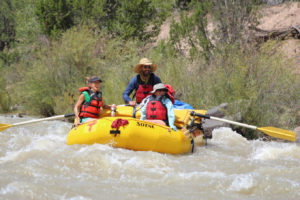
[67,107,207,154]
[99,106,206,128]
[67,117,203,154]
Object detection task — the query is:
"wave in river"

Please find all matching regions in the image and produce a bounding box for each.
[1,116,300,200]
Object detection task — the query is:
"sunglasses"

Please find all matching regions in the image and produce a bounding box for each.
[143,65,152,69]
[157,89,168,92]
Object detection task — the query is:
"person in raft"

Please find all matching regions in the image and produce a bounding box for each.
[140,83,177,131]
[74,76,116,126]
[122,58,162,106]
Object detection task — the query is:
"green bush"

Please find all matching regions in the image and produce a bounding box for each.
[0,73,10,112]
[14,0,41,45]
[197,44,300,138]
[146,41,299,138]
[35,0,170,40]
[35,0,74,37]
[110,0,157,40]
[13,25,142,115]
[16,25,101,116]
[0,0,15,51]
[99,38,140,104]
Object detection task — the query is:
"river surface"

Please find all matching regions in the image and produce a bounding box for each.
[1,115,300,200]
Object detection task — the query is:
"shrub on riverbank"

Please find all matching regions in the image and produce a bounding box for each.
[3,25,299,139]
[1,0,299,140]
[13,26,102,116]
[149,42,299,138]
[197,44,299,138]
[0,75,10,112]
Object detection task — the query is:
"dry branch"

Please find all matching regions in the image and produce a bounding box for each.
[250,24,300,42]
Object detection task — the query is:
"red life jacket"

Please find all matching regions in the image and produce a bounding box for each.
[136,85,153,104]
[164,84,175,104]
[78,87,103,118]
[135,74,155,104]
[146,96,167,121]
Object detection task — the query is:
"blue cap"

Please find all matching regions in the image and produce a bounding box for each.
[88,77,102,83]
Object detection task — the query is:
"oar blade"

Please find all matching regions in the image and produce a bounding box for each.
[0,123,12,132]
[258,127,296,142]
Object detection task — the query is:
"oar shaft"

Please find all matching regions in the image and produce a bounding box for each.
[209,116,257,130]
[191,111,296,142]
[12,113,74,127]
[12,115,65,127]
[191,111,257,130]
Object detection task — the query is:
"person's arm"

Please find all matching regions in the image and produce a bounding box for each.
[102,99,109,110]
[102,101,116,110]
[122,77,137,104]
[140,100,149,120]
[74,93,85,126]
[164,98,177,131]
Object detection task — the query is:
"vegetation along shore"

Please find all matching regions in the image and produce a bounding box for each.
[0,0,299,139]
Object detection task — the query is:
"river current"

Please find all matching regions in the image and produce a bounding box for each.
[1,115,300,200]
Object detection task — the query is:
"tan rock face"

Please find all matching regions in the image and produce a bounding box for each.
[153,2,300,63]
[257,2,300,30]
[256,2,300,72]
[278,39,300,73]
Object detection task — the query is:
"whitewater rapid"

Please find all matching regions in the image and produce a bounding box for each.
[0,115,300,200]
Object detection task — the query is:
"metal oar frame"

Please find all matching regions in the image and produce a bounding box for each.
[185,113,211,143]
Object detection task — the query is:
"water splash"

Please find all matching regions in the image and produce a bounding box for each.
[1,116,300,199]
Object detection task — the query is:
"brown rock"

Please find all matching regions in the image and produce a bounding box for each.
[202,103,229,138]
[294,127,300,143]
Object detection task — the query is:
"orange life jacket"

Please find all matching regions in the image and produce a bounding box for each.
[78,87,103,118]
[146,95,167,122]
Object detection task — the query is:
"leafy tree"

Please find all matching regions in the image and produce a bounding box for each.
[35,0,74,37]
[110,0,157,40]
[175,0,192,10]
[35,0,165,40]
[72,0,106,24]
[0,0,15,51]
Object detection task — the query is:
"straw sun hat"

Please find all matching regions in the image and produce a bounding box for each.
[134,58,157,73]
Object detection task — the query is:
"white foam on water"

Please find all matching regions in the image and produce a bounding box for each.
[251,142,300,161]
[0,181,35,199]
[2,115,300,199]
[177,170,227,180]
[0,125,69,164]
[62,196,92,200]
[0,148,25,163]
[228,173,257,194]
[0,182,19,195]
[211,127,249,146]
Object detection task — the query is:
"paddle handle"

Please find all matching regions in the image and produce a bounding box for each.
[190,112,257,130]
[12,113,75,127]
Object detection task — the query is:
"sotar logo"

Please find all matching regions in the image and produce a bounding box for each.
[136,121,154,128]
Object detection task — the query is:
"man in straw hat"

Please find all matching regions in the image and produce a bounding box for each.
[140,83,177,131]
[122,58,161,106]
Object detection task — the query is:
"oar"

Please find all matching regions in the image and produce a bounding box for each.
[0,113,75,132]
[190,111,296,142]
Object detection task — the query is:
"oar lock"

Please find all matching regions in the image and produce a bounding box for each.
[186,112,211,140]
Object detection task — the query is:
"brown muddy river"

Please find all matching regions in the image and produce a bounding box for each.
[1,115,300,200]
